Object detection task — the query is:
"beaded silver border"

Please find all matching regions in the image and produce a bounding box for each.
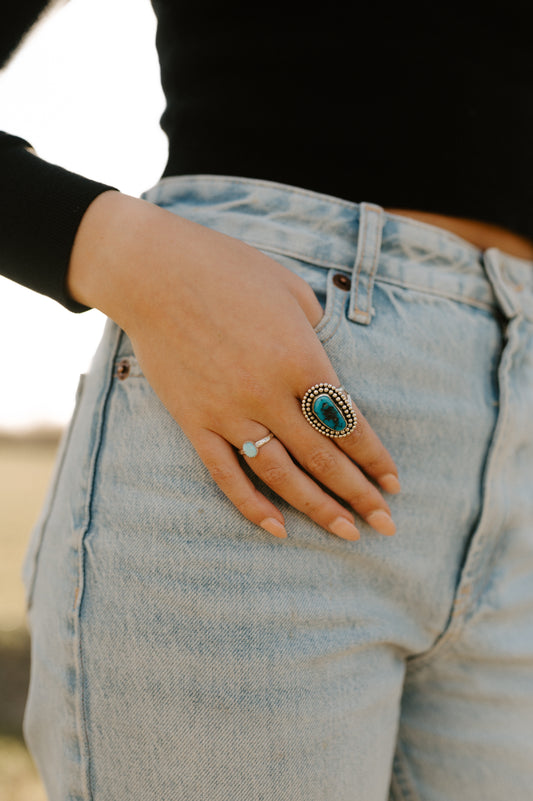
[301,383,357,438]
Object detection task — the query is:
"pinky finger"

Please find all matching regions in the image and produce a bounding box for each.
[191,429,288,539]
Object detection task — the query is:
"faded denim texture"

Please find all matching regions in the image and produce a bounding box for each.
[22,175,533,800]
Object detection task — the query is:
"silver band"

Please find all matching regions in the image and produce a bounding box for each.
[239,432,275,457]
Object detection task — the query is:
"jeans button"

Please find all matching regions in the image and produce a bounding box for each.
[116,358,131,380]
[333,273,351,290]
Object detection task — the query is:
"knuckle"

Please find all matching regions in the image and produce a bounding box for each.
[204,460,235,487]
[347,486,374,510]
[261,462,291,487]
[235,368,267,405]
[346,416,365,444]
[306,448,338,476]
[364,455,391,475]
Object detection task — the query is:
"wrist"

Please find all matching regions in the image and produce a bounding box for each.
[67,190,172,329]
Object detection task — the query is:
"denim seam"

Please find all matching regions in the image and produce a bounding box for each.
[245,239,353,272]
[150,173,489,257]
[313,280,347,344]
[403,313,521,675]
[450,534,510,633]
[73,324,123,801]
[390,743,421,801]
[439,312,520,609]
[483,248,520,319]
[242,241,501,315]
[375,276,497,313]
[24,374,86,612]
[154,173,363,210]
[318,302,344,344]
[352,209,371,321]
[352,206,382,322]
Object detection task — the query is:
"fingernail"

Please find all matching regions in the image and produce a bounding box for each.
[366,509,396,536]
[379,473,401,494]
[260,518,288,539]
[329,517,360,541]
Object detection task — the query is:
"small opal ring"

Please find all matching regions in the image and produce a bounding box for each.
[301,383,358,438]
[239,432,275,457]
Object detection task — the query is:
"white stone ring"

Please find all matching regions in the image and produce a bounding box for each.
[238,432,275,457]
[301,383,358,438]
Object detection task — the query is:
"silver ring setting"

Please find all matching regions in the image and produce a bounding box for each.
[301,383,357,438]
[239,432,275,457]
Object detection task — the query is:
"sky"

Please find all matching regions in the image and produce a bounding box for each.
[0,0,167,431]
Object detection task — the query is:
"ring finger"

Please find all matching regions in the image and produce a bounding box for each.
[268,399,396,536]
[234,429,364,541]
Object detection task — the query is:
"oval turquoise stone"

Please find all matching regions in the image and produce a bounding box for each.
[312,394,347,432]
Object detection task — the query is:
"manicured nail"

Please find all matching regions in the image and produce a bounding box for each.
[329,517,360,541]
[379,473,401,494]
[366,509,396,536]
[260,518,288,539]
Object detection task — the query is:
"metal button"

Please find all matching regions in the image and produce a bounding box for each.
[332,273,351,291]
[116,358,131,380]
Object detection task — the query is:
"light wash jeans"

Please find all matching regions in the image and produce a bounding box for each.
[22,175,533,800]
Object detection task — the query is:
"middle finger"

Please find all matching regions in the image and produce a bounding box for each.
[268,397,397,536]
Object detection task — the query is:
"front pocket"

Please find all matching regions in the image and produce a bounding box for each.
[254,248,350,344]
[21,373,87,613]
[311,268,353,344]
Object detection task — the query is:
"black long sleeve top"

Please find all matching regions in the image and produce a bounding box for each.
[2,1,533,312]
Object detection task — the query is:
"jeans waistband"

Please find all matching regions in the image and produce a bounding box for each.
[142,174,533,323]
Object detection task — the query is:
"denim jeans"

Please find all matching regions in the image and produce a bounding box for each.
[22,175,533,800]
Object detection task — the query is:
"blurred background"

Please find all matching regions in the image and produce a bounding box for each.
[0,0,167,796]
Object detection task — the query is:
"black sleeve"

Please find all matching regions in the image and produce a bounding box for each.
[0,1,118,313]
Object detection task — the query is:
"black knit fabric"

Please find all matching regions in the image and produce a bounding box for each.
[0,133,115,312]
[1,1,532,312]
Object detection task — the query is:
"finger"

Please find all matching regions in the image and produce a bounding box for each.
[296,377,401,494]
[267,400,396,536]
[226,431,362,542]
[191,429,288,539]
[333,404,401,494]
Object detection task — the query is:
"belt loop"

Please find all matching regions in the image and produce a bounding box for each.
[481,247,521,321]
[348,202,385,325]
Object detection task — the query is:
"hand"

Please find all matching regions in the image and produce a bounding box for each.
[68,192,401,541]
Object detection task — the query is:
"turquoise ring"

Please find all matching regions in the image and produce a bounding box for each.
[239,432,275,457]
[301,383,357,438]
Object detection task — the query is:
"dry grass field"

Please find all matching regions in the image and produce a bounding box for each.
[0,429,61,801]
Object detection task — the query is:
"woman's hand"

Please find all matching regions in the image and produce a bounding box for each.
[68,191,401,541]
